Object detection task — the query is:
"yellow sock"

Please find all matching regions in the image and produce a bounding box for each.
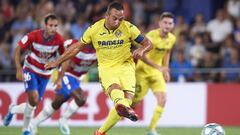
[110,89,129,107]
[126,98,132,106]
[149,105,164,130]
[99,108,121,133]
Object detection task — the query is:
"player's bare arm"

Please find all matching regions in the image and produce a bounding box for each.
[45,42,84,69]
[132,37,152,59]
[140,54,169,73]
[54,60,70,90]
[162,50,171,82]
[14,45,23,81]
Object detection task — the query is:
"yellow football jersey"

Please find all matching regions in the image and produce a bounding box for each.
[81,19,141,68]
[136,29,176,76]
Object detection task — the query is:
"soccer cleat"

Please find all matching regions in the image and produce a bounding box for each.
[22,130,31,135]
[29,122,38,135]
[94,130,106,135]
[115,104,138,122]
[59,117,70,135]
[3,104,15,126]
[146,130,160,135]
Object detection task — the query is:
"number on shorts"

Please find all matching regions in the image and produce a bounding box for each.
[63,76,71,90]
[23,72,31,81]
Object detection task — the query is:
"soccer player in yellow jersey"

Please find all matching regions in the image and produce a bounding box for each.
[45,2,152,135]
[133,12,176,135]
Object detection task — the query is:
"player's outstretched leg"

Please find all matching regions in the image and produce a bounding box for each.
[3,104,15,126]
[108,85,138,122]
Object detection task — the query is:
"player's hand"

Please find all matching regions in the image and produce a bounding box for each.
[53,78,62,90]
[16,68,23,81]
[44,61,59,70]
[157,67,169,73]
[132,48,145,59]
[163,71,170,82]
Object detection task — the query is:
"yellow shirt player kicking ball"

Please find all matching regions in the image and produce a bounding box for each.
[133,12,176,135]
[45,2,152,135]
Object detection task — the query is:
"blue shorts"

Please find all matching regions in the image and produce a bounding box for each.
[56,74,80,100]
[23,70,49,101]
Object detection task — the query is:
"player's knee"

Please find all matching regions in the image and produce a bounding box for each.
[28,97,38,106]
[52,103,60,110]
[51,100,62,110]
[107,83,122,95]
[158,98,166,107]
[75,97,86,107]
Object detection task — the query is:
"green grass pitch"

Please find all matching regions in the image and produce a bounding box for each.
[0,127,239,135]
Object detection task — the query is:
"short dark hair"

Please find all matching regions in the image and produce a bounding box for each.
[160,12,174,20]
[107,2,124,13]
[44,13,58,24]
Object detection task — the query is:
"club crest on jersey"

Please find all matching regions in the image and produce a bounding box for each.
[114,30,122,38]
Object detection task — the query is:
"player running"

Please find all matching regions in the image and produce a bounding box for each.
[133,12,176,135]
[44,2,152,135]
[30,39,97,135]
[3,14,65,135]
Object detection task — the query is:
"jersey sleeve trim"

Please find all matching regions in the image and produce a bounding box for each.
[18,42,27,49]
[81,37,88,44]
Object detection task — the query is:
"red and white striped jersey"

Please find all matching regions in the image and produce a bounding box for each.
[18,29,65,78]
[63,39,97,78]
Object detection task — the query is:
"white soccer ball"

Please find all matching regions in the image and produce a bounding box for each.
[201,123,225,135]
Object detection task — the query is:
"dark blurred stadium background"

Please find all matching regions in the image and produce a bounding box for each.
[0,0,239,82]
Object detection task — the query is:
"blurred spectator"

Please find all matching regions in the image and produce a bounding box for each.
[90,0,109,22]
[233,18,240,46]
[198,51,221,82]
[143,0,163,27]
[10,10,36,57]
[226,0,240,19]
[73,0,94,19]
[1,0,14,22]
[172,32,191,61]
[170,50,193,82]
[206,9,233,43]
[190,13,207,38]
[221,47,240,82]
[173,15,189,37]
[70,15,90,39]
[57,17,71,38]
[34,0,54,25]
[55,0,76,22]
[15,0,34,19]
[132,0,145,26]
[220,35,236,64]
[0,41,12,69]
[189,34,206,67]
[0,40,15,82]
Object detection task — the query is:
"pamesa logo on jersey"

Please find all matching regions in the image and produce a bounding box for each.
[98,39,124,46]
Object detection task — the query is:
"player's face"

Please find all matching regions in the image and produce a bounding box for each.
[159,17,174,33]
[106,8,124,30]
[45,19,58,36]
